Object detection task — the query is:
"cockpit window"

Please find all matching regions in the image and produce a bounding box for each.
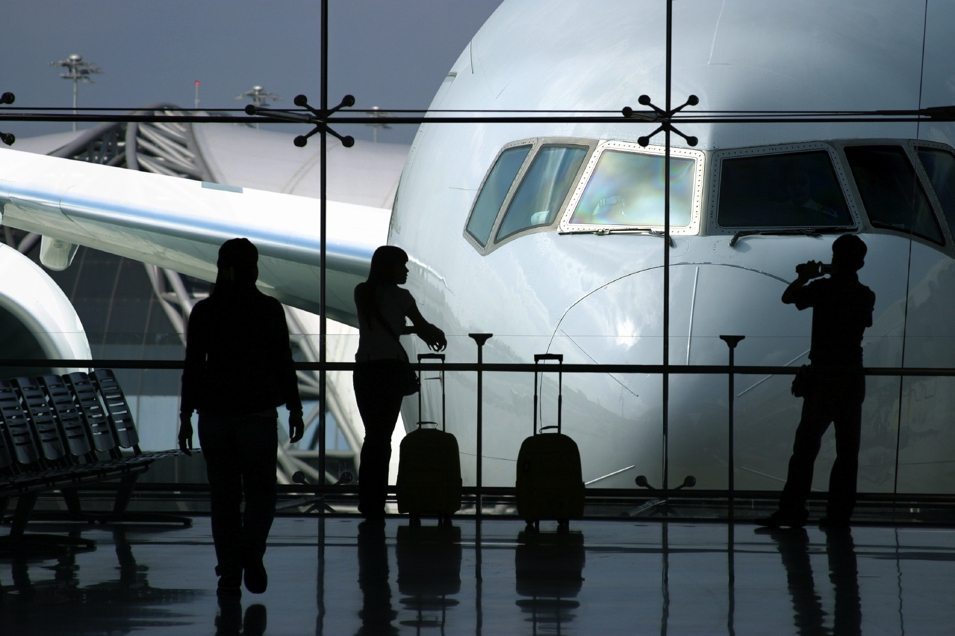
[465,144,531,246]
[846,145,942,244]
[916,147,955,237]
[495,144,588,241]
[567,149,696,228]
[718,151,852,228]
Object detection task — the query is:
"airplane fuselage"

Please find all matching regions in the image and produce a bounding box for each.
[390,0,955,493]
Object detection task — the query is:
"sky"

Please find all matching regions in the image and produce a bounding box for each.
[1,0,504,143]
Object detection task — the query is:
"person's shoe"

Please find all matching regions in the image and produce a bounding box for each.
[243,604,268,636]
[217,573,242,599]
[216,595,242,633]
[755,509,808,528]
[243,556,268,594]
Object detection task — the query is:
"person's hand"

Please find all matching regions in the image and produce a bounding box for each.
[289,411,305,443]
[178,413,193,455]
[795,260,823,281]
[422,324,447,352]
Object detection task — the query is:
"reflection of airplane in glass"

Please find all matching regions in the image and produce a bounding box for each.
[1,0,955,494]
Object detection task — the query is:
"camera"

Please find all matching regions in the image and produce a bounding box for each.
[795,261,831,278]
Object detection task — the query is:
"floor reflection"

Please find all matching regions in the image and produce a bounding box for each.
[515,529,585,633]
[3,516,955,634]
[215,600,267,636]
[0,526,200,634]
[396,524,462,631]
[762,526,862,636]
[355,520,398,636]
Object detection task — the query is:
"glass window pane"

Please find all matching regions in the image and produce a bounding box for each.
[846,146,942,244]
[465,145,531,246]
[718,151,852,228]
[917,147,955,236]
[495,145,588,241]
[569,150,695,227]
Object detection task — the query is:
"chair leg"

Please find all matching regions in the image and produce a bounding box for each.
[0,492,94,554]
[9,493,38,540]
[61,487,82,516]
[112,474,137,514]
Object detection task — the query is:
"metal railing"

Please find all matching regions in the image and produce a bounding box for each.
[4,351,955,518]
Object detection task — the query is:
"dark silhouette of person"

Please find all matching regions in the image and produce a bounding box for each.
[760,526,861,636]
[178,237,304,598]
[824,528,862,636]
[760,234,875,528]
[763,528,825,635]
[353,245,446,523]
[355,519,399,635]
[215,601,267,636]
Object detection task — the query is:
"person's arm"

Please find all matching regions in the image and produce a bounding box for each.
[273,299,304,443]
[782,260,824,305]
[406,298,447,351]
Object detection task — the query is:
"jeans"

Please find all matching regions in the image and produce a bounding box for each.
[779,369,864,520]
[353,362,405,518]
[198,411,278,577]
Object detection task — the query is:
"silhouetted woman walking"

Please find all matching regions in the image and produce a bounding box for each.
[179,238,304,598]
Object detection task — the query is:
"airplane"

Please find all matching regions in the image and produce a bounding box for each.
[1,0,955,497]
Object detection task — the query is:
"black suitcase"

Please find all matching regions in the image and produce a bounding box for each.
[396,353,462,526]
[516,353,584,532]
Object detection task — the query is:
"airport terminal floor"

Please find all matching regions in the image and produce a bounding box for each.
[2,510,955,635]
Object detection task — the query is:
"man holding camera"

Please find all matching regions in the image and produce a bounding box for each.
[759,234,875,529]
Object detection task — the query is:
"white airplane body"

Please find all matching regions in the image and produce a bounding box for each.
[1,0,955,494]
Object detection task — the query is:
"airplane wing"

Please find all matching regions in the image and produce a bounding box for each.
[0,146,391,326]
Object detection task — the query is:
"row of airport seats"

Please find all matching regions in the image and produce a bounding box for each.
[0,369,190,551]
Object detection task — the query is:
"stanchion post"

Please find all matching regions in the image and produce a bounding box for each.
[719,335,744,519]
[469,333,492,522]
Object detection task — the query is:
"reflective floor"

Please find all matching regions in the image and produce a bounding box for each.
[2,513,955,635]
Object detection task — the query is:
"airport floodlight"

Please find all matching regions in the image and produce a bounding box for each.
[368,106,392,143]
[237,85,280,127]
[237,85,280,107]
[51,53,102,132]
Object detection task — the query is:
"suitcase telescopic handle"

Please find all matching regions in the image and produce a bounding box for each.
[532,353,563,435]
[416,353,446,431]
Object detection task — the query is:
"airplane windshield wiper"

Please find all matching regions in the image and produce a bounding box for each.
[563,227,674,246]
[729,226,855,248]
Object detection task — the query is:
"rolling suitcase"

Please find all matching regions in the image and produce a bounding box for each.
[396,353,462,526]
[516,353,584,532]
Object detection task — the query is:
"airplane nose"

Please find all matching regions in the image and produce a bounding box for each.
[551,264,808,490]
[554,264,803,368]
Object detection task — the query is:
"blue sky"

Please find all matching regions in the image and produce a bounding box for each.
[2,0,503,142]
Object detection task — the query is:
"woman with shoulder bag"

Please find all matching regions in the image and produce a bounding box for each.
[353,245,447,523]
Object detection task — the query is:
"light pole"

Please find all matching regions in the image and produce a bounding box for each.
[51,53,101,132]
